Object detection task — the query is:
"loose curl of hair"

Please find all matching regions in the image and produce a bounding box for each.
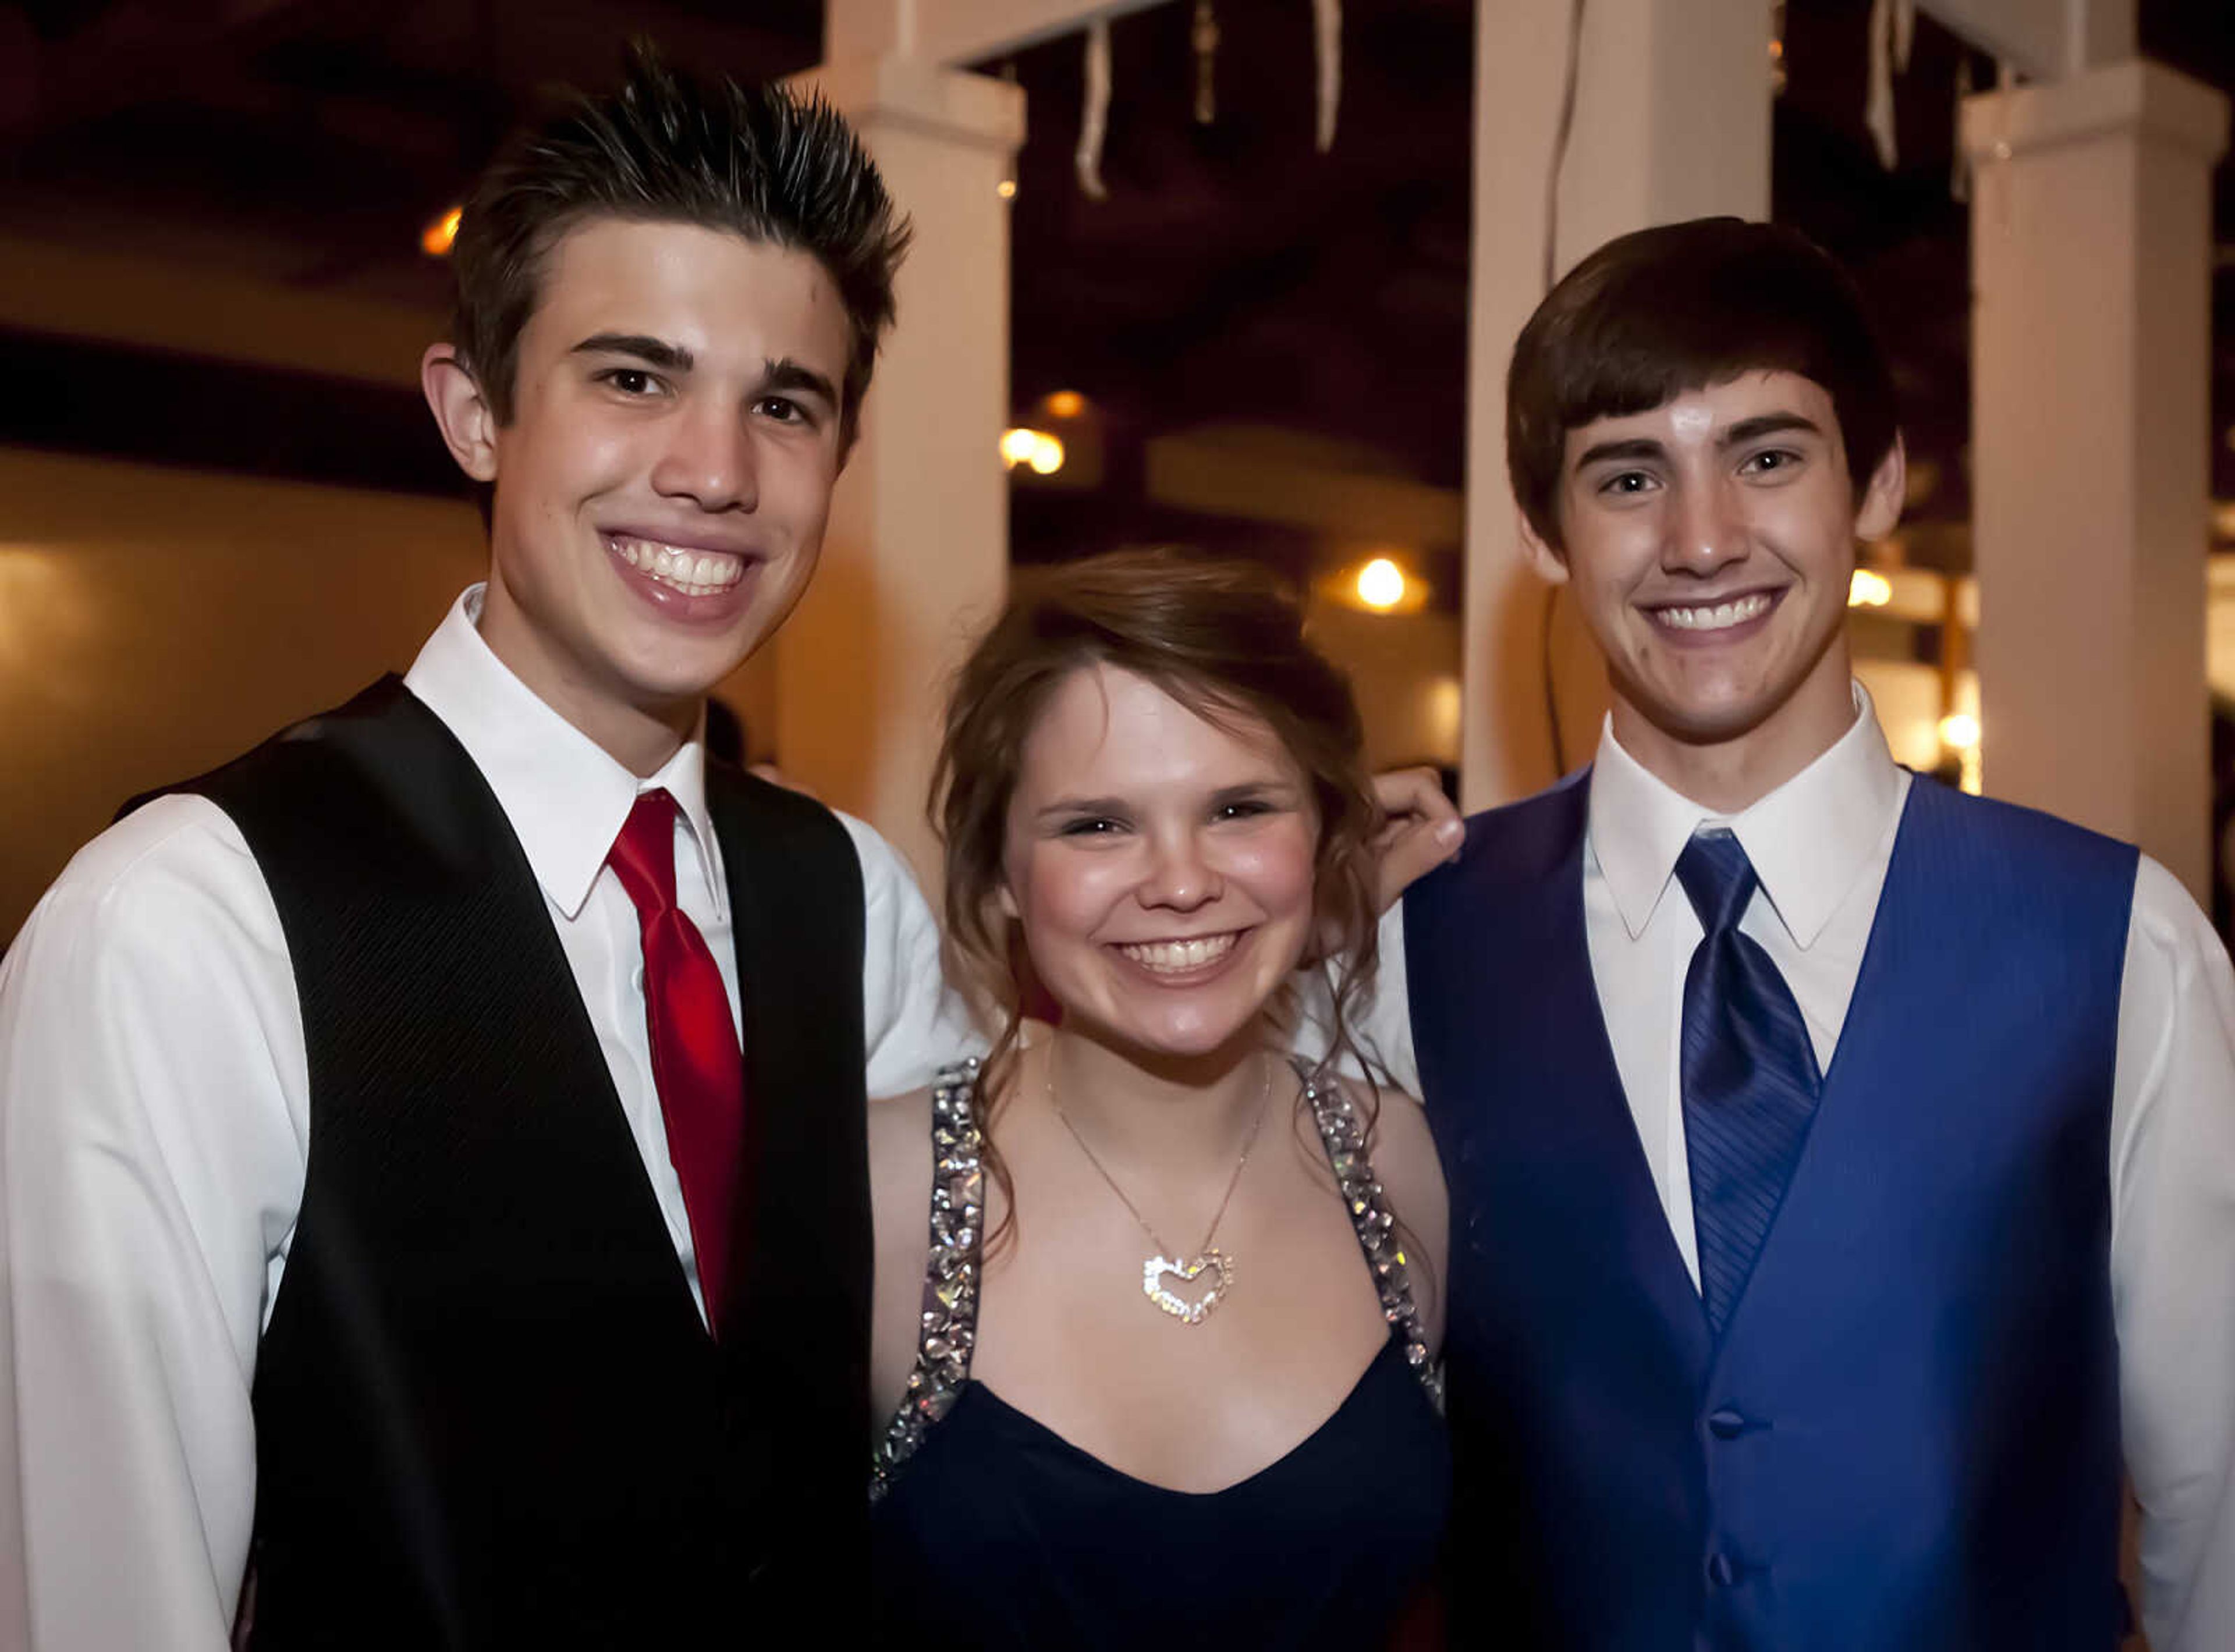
[932,548,1388,1249]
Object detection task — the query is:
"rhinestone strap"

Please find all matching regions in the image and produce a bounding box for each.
[870,1059,985,1503]
[1299,1061,1445,1415]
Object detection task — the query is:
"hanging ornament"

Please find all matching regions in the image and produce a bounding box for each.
[1950,52,1974,202]
[997,59,1021,200]
[1866,0,1896,168]
[1193,0,1219,126]
[1866,0,1917,170]
[1077,18,1112,200]
[1313,0,1342,154]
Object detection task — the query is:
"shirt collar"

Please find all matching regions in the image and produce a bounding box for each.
[401,585,726,922]
[1587,681,1904,948]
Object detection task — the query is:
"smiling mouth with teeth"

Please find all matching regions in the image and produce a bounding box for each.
[1650,591,1778,633]
[1113,932,1242,974]
[609,533,750,598]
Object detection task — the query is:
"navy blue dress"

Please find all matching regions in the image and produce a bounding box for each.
[869,1063,1450,1650]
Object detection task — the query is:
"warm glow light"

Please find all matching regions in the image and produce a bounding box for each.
[1003,428,1065,474]
[1425,673,1463,759]
[421,205,463,257]
[996,178,1018,200]
[1357,557,1407,612]
[1046,390,1085,419]
[1938,712,1981,752]
[1849,569,1892,607]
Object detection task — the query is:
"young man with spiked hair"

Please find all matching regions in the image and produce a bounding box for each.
[0,49,973,1647]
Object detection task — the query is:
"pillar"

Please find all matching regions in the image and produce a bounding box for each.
[779,55,1025,891]
[1961,61,2227,897]
[1461,0,1773,809]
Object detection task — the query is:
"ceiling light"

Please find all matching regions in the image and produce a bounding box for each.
[1938,712,1980,752]
[1357,557,1406,612]
[1849,569,1892,607]
[1045,390,1085,419]
[421,205,462,258]
[1003,428,1065,475]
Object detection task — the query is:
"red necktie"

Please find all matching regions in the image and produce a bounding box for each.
[607,790,746,1335]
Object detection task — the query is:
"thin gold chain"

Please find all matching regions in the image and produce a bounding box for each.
[1047,1049,1275,1259]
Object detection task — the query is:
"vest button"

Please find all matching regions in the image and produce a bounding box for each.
[1707,1407,1747,1439]
[1707,1552,1739,1587]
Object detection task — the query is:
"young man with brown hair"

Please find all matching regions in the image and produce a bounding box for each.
[1376,217,2235,1650]
[0,51,971,1649]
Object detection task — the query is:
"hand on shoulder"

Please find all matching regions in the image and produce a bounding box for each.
[1368,769,1463,914]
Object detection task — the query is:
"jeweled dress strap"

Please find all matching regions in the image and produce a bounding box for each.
[870,1058,987,1501]
[1298,1061,1445,1413]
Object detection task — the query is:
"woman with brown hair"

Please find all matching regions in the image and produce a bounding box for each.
[866,549,1449,1649]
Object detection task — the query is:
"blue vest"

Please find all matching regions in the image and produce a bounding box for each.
[1405,770,2137,1651]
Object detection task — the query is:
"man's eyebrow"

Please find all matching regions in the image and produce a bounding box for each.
[570,333,693,371]
[761,357,840,407]
[1574,436,1668,469]
[1717,412,1823,447]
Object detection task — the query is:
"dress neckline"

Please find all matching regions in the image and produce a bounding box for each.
[958,1335,1410,1500]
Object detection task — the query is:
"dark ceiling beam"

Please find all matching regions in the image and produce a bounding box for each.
[0,0,341,140]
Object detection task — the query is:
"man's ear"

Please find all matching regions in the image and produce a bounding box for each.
[1516,506,1571,587]
[421,344,499,484]
[1854,431,1907,543]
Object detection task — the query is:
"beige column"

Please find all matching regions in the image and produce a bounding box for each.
[778,56,1024,890]
[1961,62,2227,897]
[1462,0,1772,809]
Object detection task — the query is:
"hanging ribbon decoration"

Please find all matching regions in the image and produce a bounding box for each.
[1865,0,1915,169]
[1194,0,1219,125]
[1076,0,1338,198]
[1950,52,1974,201]
[1077,17,1113,200]
[1313,0,1342,153]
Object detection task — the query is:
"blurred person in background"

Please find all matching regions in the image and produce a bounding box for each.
[1367,216,2235,1651]
[867,550,1450,1649]
[0,48,970,1649]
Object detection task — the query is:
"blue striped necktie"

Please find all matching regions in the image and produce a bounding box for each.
[1676,830,1823,1337]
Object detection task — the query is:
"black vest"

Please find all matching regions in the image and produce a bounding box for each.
[161,678,872,1648]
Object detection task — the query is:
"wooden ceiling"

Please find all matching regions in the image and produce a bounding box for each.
[2,0,2228,575]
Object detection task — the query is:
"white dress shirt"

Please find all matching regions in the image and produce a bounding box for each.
[0,587,980,1651]
[1354,690,2235,1652]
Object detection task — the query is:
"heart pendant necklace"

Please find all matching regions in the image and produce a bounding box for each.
[1048,1049,1274,1326]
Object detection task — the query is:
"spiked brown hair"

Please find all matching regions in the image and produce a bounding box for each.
[450,43,911,449]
